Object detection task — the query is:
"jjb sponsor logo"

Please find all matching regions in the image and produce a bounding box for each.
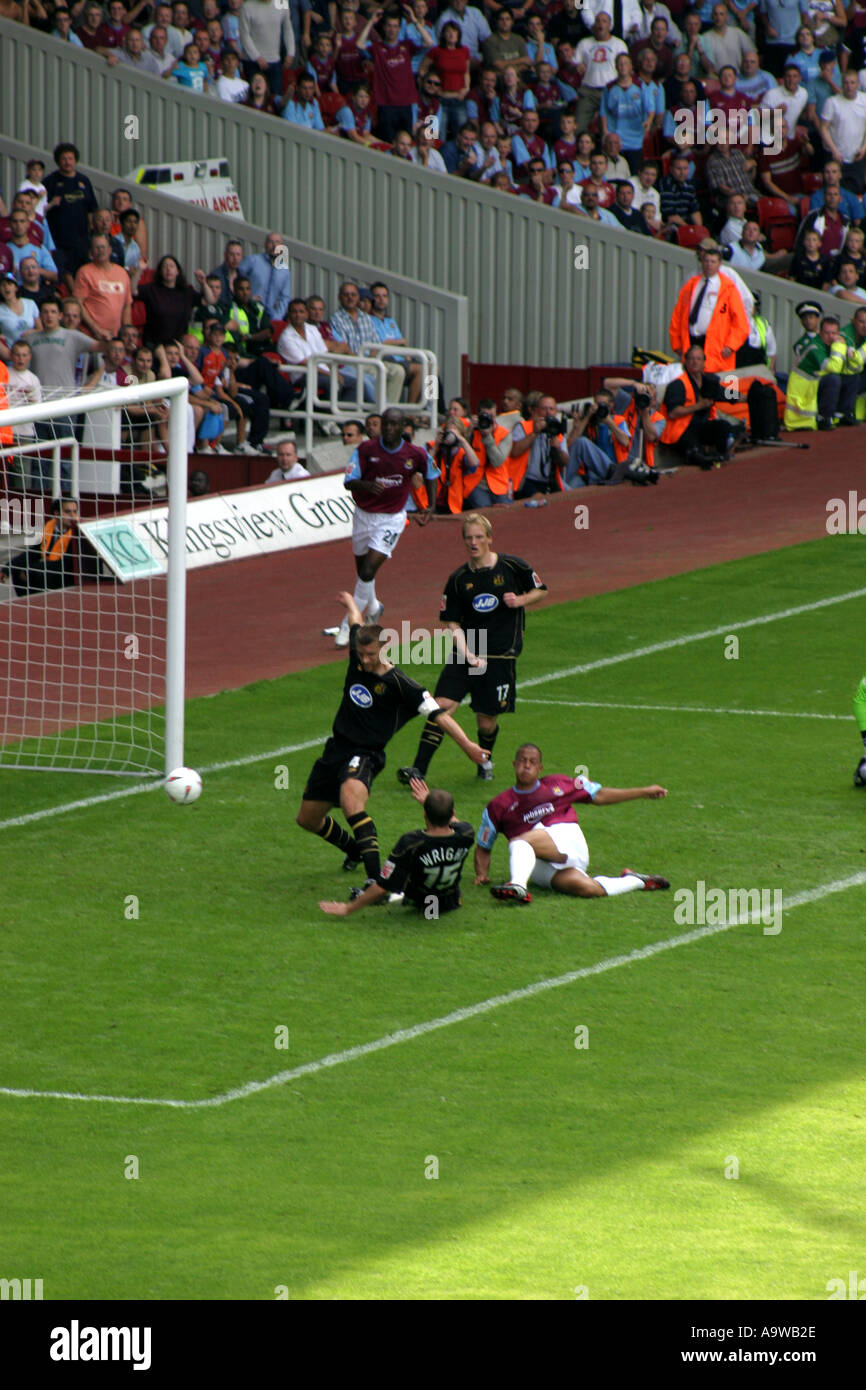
[472,593,498,613]
[349,684,373,708]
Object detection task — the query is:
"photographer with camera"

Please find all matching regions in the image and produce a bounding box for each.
[563,388,630,487]
[452,397,514,506]
[602,376,667,482]
[430,400,483,514]
[508,394,568,500]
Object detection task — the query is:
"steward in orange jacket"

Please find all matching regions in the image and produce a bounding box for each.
[669,258,750,373]
[0,498,80,598]
[660,344,743,464]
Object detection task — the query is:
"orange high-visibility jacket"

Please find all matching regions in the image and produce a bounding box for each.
[660,370,718,445]
[40,517,74,562]
[508,418,566,491]
[612,402,666,468]
[669,274,750,372]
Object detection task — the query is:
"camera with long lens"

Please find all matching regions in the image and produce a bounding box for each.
[545,414,566,435]
[476,409,494,431]
[633,387,652,409]
[593,402,609,422]
[442,430,457,447]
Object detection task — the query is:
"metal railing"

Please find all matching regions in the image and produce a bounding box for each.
[360,346,440,428]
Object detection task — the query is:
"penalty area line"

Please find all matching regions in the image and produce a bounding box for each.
[520,698,849,721]
[2,871,865,1110]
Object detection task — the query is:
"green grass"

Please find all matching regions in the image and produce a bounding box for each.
[1,537,864,1300]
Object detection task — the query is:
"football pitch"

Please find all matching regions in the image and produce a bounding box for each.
[1,536,864,1301]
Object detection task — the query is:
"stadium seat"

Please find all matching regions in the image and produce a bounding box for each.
[757,196,792,227]
[319,92,346,125]
[757,196,797,253]
[801,171,823,194]
[675,224,706,249]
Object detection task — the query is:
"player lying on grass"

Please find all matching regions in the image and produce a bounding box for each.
[474,743,670,904]
[298,593,489,887]
[854,672,866,787]
[319,777,474,917]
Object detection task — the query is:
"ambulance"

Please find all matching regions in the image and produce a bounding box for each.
[126,159,245,220]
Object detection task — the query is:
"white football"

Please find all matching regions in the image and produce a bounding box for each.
[165,767,203,804]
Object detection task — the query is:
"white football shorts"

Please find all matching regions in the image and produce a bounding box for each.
[352,507,407,558]
[527,822,590,888]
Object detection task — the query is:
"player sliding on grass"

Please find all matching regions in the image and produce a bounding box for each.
[475,743,670,904]
[298,594,489,888]
[398,512,547,786]
[854,672,866,787]
[318,777,474,917]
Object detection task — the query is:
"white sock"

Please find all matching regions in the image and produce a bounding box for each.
[353,578,375,614]
[594,874,644,897]
[508,839,536,889]
[368,579,378,608]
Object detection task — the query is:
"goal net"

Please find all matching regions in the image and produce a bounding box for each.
[0,375,188,777]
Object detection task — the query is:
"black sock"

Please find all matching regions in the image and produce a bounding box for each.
[316,815,353,855]
[414,717,445,776]
[481,723,500,762]
[347,810,380,879]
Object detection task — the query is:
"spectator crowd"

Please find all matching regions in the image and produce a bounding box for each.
[0,141,434,483]
[7,0,866,285]
[5,1,866,509]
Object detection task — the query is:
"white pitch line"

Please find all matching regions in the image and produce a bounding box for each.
[521,698,849,721]
[0,737,325,831]
[520,586,866,689]
[2,871,864,1110]
[1,583,862,835]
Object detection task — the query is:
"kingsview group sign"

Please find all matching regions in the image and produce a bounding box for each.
[81,474,355,582]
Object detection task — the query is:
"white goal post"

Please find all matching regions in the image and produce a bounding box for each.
[0,375,189,778]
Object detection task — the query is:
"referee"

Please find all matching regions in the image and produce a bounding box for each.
[297,591,489,884]
[398,512,548,784]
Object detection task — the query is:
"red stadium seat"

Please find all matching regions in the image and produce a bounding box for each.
[271,320,287,342]
[757,196,797,253]
[766,222,797,252]
[137,267,155,287]
[801,171,822,194]
[675,224,706,249]
[131,300,146,327]
[319,92,346,125]
[757,196,793,228]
